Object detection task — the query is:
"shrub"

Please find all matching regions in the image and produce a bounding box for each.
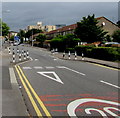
[66,48,75,53]
[75,45,93,56]
[75,45,120,61]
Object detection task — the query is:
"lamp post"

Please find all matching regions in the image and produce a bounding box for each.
[31,30,33,47]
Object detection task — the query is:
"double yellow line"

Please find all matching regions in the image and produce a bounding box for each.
[15,65,52,118]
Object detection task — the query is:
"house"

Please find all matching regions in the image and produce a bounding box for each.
[8,31,18,39]
[46,16,120,39]
[46,24,77,39]
[96,17,120,36]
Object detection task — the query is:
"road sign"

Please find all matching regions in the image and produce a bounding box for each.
[14,36,20,41]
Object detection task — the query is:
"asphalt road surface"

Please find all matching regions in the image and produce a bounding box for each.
[12,45,119,117]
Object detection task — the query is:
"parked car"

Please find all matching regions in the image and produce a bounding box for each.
[105,42,119,44]
[13,42,19,46]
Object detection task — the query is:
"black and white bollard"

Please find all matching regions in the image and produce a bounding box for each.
[26,50,29,59]
[63,51,65,58]
[75,51,77,60]
[22,49,24,55]
[53,49,55,54]
[82,52,84,60]
[12,52,15,63]
[17,48,19,55]
[19,51,22,61]
[24,51,26,60]
[68,51,71,59]
[8,47,11,54]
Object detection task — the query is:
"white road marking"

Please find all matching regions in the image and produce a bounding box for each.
[56,66,65,68]
[30,57,33,61]
[37,71,64,84]
[22,67,32,70]
[100,80,120,89]
[45,66,55,69]
[34,66,43,69]
[54,59,57,61]
[85,108,107,117]
[57,66,85,76]
[103,107,120,116]
[9,67,17,83]
[67,98,120,117]
[34,59,38,61]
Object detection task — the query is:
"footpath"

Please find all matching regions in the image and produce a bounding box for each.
[52,52,120,69]
[31,46,120,69]
[1,45,28,117]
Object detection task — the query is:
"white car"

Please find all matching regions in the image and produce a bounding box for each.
[14,42,19,46]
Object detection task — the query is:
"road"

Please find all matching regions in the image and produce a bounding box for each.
[12,45,119,117]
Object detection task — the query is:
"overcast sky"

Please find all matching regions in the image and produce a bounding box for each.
[2,2,118,31]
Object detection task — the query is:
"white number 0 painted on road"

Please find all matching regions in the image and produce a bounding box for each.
[67,98,120,117]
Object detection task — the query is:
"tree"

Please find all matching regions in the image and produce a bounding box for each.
[25,29,43,38]
[117,20,120,27]
[50,36,64,51]
[35,34,46,47]
[112,30,120,43]
[74,14,107,43]
[9,35,14,41]
[17,30,25,43]
[63,34,80,48]
[0,19,10,36]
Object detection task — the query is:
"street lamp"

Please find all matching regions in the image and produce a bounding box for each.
[31,30,33,47]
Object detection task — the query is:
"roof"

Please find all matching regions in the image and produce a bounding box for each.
[46,16,120,35]
[96,16,119,27]
[46,24,77,35]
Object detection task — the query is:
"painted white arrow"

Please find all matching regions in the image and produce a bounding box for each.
[37,71,64,84]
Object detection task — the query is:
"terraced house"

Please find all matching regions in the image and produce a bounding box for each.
[46,16,120,39]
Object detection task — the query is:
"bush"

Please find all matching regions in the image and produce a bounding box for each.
[75,45,93,56]
[50,37,65,52]
[66,48,75,53]
[75,45,120,61]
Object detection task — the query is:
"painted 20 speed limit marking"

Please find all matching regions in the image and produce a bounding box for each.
[39,92,120,117]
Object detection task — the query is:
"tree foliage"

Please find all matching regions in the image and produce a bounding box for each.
[63,34,80,48]
[112,30,120,43]
[35,34,46,47]
[25,29,43,38]
[74,14,107,43]
[0,19,10,36]
[117,20,120,27]
[50,34,80,51]
[17,30,25,43]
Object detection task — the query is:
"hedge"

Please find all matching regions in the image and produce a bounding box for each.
[75,45,120,61]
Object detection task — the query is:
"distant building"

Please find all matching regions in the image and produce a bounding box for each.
[27,22,56,32]
[8,31,18,39]
[46,16,120,39]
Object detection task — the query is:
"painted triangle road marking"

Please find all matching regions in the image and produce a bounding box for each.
[37,71,64,84]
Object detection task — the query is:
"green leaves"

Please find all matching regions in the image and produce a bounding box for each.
[74,14,107,43]
[0,19,10,36]
[112,30,120,43]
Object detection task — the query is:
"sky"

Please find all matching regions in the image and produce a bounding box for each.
[2,2,119,32]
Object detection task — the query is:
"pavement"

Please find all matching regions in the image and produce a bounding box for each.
[30,46,120,69]
[1,44,28,117]
[51,52,120,69]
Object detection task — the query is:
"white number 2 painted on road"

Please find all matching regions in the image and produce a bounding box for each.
[67,98,120,117]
